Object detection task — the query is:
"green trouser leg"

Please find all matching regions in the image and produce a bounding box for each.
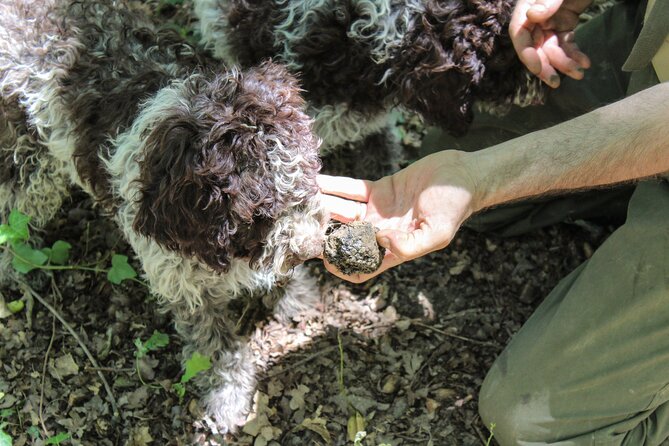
[478,180,669,445]
[420,0,647,236]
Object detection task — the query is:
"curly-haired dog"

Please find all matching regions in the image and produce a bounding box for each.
[194,0,545,150]
[0,0,327,433]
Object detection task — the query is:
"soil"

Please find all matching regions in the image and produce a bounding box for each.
[324,222,385,276]
[0,2,619,446]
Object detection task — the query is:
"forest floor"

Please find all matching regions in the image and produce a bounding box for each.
[0,1,618,445]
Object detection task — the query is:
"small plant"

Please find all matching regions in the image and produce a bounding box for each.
[485,422,496,446]
[44,432,70,445]
[134,330,170,387]
[134,330,170,359]
[133,331,211,400]
[0,408,13,446]
[172,352,212,401]
[0,210,139,285]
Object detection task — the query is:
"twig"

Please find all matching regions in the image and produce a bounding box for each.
[84,366,134,374]
[27,281,120,418]
[262,345,338,379]
[337,331,345,395]
[38,313,56,437]
[411,320,498,347]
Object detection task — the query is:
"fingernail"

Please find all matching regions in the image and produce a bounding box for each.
[378,237,391,249]
[576,67,586,73]
[549,75,560,88]
[531,4,547,12]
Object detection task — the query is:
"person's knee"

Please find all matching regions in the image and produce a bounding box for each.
[479,366,547,445]
[479,370,522,445]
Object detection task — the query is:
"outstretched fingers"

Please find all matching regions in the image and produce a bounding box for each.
[320,194,367,223]
[317,175,372,202]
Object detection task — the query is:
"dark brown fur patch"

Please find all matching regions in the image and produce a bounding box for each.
[224,0,393,120]
[133,62,320,272]
[391,0,541,135]
[57,2,215,207]
[218,0,544,136]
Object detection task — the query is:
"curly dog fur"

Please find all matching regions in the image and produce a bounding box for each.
[0,0,327,433]
[194,0,545,149]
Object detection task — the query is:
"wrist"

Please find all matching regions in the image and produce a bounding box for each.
[426,150,484,213]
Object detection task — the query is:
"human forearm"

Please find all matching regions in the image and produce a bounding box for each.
[468,82,669,211]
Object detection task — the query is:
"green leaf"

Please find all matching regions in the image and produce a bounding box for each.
[0,425,12,446]
[8,210,30,240]
[172,382,186,400]
[48,241,71,265]
[26,426,40,439]
[0,225,14,245]
[0,409,11,419]
[135,331,169,359]
[45,432,70,445]
[107,254,137,284]
[11,242,48,274]
[145,330,169,351]
[180,352,212,384]
[6,300,23,314]
[0,210,30,245]
[134,338,147,359]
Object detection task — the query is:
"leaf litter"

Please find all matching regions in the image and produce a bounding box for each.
[0,1,617,445]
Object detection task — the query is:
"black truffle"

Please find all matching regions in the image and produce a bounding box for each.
[324,221,385,275]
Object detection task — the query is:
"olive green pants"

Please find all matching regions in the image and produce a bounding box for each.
[479,180,669,445]
[420,1,669,444]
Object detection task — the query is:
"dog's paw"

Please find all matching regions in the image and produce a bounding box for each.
[202,382,254,434]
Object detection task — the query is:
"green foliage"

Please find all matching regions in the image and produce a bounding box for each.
[107,254,137,284]
[11,242,48,273]
[485,422,496,446]
[6,300,24,314]
[26,426,40,440]
[0,409,12,446]
[0,210,138,285]
[0,209,30,244]
[45,432,70,445]
[42,241,71,265]
[173,352,212,400]
[134,330,170,359]
[0,426,11,446]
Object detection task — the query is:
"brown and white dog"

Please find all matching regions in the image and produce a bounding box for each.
[194,0,546,151]
[0,0,327,433]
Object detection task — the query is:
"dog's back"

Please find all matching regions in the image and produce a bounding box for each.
[194,0,545,143]
[0,0,214,206]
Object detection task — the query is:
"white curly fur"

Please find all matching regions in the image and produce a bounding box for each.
[192,0,423,151]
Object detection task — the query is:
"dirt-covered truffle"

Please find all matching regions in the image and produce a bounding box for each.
[324,221,385,275]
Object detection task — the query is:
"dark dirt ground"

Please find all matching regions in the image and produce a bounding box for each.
[0,1,620,446]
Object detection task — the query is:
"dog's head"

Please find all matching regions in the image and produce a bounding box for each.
[132,61,326,275]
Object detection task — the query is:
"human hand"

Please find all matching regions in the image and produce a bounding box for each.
[318,151,478,283]
[510,0,592,88]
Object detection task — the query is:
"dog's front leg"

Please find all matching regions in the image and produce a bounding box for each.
[170,301,256,434]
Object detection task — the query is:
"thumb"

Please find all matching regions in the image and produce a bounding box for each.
[378,228,436,261]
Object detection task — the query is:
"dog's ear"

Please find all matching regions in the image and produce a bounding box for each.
[133,107,279,272]
[133,112,234,272]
